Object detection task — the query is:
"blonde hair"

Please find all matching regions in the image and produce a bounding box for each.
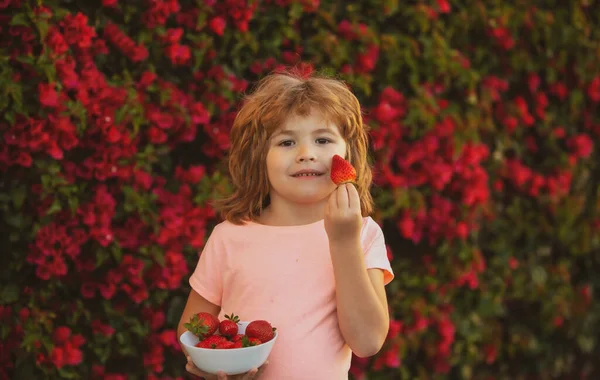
[212,70,374,225]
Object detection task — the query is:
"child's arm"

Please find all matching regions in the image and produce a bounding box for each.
[325,184,390,358]
[329,240,390,358]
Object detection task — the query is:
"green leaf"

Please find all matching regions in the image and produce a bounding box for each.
[0,284,19,304]
[10,13,30,26]
[35,19,49,42]
[11,185,27,209]
[111,245,122,262]
[46,199,62,216]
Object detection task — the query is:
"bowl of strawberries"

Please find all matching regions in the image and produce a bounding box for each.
[179,312,277,375]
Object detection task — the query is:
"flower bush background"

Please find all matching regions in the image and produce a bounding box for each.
[1,0,599,379]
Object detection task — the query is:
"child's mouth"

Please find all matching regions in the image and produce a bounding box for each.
[292,173,324,178]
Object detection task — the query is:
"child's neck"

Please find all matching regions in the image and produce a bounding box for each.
[258,202,325,227]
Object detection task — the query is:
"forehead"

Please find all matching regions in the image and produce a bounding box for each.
[273,111,342,136]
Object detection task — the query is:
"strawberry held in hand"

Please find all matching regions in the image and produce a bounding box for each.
[330,154,357,186]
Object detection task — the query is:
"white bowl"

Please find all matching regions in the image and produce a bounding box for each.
[180,321,277,375]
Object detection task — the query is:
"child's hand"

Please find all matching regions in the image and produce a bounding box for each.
[324,183,362,244]
[185,355,268,380]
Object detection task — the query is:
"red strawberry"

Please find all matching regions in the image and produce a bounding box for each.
[245,320,276,343]
[231,334,245,342]
[248,337,262,346]
[330,154,357,185]
[184,312,219,339]
[195,335,227,349]
[219,313,240,338]
[215,340,235,349]
[236,335,261,348]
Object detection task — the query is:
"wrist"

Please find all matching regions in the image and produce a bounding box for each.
[329,236,361,252]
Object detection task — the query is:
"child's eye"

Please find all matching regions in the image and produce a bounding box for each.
[278,140,294,147]
[316,138,332,144]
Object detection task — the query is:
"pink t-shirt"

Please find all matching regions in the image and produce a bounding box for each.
[189,216,394,380]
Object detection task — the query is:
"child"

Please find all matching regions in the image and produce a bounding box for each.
[178,70,395,380]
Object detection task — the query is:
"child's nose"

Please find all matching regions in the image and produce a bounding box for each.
[296,144,316,162]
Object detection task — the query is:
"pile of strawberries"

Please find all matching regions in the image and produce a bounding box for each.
[184,312,276,349]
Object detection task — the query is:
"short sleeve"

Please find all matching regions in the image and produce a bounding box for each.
[362,218,394,286]
[189,225,225,306]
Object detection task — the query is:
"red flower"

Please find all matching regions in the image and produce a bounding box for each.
[337,20,356,40]
[397,212,415,241]
[355,44,379,73]
[489,26,515,50]
[63,341,83,366]
[455,221,469,240]
[148,127,168,144]
[209,16,226,36]
[138,71,157,88]
[457,269,478,289]
[92,320,116,336]
[437,0,451,13]
[104,22,148,62]
[163,28,183,44]
[39,83,59,108]
[388,319,403,339]
[60,12,96,49]
[483,344,498,364]
[158,330,179,350]
[587,76,600,102]
[372,101,402,123]
[144,340,165,373]
[528,73,540,92]
[46,27,69,56]
[550,81,568,100]
[165,43,191,65]
[567,133,593,159]
[553,316,564,327]
[53,326,71,345]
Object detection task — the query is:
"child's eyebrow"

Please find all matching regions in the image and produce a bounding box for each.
[274,128,337,137]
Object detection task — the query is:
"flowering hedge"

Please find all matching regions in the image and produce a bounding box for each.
[1,0,599,379]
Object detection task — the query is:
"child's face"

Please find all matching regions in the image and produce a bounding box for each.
[266,110,347,206]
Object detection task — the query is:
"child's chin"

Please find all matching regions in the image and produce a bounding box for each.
[290,192,329,204]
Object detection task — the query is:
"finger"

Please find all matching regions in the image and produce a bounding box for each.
[255,360,269,378]
[329,187,338,211]
[216,371,228,380]
[185,360,207,377]
[242,368,258,380]
[347,182,360,210]
[337,183,349,209]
